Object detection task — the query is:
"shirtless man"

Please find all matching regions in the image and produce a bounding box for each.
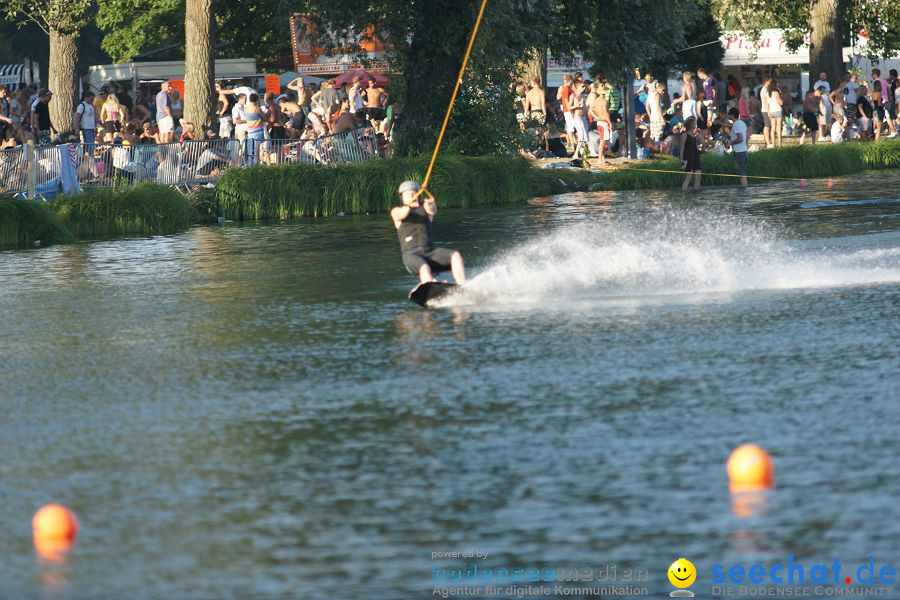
[589,83,612,165]
[647,81,666,143]
[364,78,387,120]
[286,76,311,106]
[391,181,466,285]
[674,71,697,120]
[523,77,546,123]
[801,88,823,144]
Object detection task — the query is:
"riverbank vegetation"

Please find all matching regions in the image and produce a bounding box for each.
[0,197,74,250]
[3,140,898,250]
[1,184,194,250]
[539,138,900,193]
[51,184,195,238]
[215,155,532,220]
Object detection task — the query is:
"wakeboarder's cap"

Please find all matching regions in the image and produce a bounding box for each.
[398,180,421,194]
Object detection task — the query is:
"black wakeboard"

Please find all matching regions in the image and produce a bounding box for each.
[408,281,459,307]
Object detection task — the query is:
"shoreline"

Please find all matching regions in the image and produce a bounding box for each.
[3,141,899,250]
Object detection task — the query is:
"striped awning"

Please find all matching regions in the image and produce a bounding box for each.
[0,64,25,88]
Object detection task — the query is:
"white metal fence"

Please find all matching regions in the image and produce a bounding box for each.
[1,126,380,198]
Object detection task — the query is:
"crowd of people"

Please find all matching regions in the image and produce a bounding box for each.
[515,66,900,185]
[0,75,394,164]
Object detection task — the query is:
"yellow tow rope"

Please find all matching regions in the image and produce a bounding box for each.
[620,166,811,182]
[414,0,489,200]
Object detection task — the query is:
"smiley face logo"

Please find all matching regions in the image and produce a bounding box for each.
[668,558,696,588]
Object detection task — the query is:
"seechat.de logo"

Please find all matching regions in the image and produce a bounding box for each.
[711,556,896,586]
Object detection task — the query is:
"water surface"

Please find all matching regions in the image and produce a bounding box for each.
[1,172,899,599]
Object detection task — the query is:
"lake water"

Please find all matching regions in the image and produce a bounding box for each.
[1,172,899,599]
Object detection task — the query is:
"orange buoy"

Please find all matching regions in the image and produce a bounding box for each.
[827,179,835,188]
[33,504,79,543]
[727,444,774,491]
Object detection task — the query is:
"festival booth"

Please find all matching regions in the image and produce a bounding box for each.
[84,58,257,94]
[289,14,391,79]
[0,60,40,90]
[719,29,855,99]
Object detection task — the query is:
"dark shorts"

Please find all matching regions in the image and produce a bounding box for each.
[362,106,387,120]
[402,248,455,275]
[733,151,748,176]
[802,111,818,132]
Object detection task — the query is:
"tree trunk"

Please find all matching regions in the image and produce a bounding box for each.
[49,29,79,136]
[808,0,848,87]
[396,40,464,156]
[519,48,546,87]
[185,0,215,128]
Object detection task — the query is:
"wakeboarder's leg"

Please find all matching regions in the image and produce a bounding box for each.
[419,264,435,284]
[450,251,467,285]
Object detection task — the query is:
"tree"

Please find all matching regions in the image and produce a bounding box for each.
[312,0,700,155]
[185,0,215,128]
[550,0,701,82]
[711,0,900,86]
[4,0,93,135]
[642,3,725,80]
[96,0,183,63]
[97,0,297,65]
[310,0,552,154]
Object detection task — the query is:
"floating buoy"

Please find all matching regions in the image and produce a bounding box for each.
[33,504,79,543]
[827,179,835,188]
[727,444,773,492]
[799,179,809,188]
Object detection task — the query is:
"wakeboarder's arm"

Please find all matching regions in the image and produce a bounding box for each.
[391,205,410,228]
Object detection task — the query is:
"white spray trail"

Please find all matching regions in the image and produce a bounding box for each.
[441,209,900,307]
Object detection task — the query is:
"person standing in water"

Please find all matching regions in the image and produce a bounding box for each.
[680,117,702,192]
[391,181,466,285]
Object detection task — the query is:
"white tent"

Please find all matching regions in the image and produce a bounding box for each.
[0,60,38,90]
[86,58,257,90]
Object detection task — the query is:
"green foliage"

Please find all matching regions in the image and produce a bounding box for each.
[423,73,525,157]
[551,0,701,82]
[214,156,532,220]
[3,0,93,35]
[189,186,219,223]
[96,0,298,63]
[96,0,183,63]
[50,183,195,238]
[0,197,75,250]
[313,0,702,154]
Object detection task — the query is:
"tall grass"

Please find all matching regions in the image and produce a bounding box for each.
[0,197,74,250]
[215,155,532,220]
[588,138,900,190]
[50,183,195,238]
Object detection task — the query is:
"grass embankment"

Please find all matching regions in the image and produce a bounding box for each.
[533,138,900,193]
[215,155,532,219]
[51,184,195,238]
[0,197,74,250]
[1,184,194,250]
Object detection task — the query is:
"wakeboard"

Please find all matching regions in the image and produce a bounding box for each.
[408,281,458,307]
